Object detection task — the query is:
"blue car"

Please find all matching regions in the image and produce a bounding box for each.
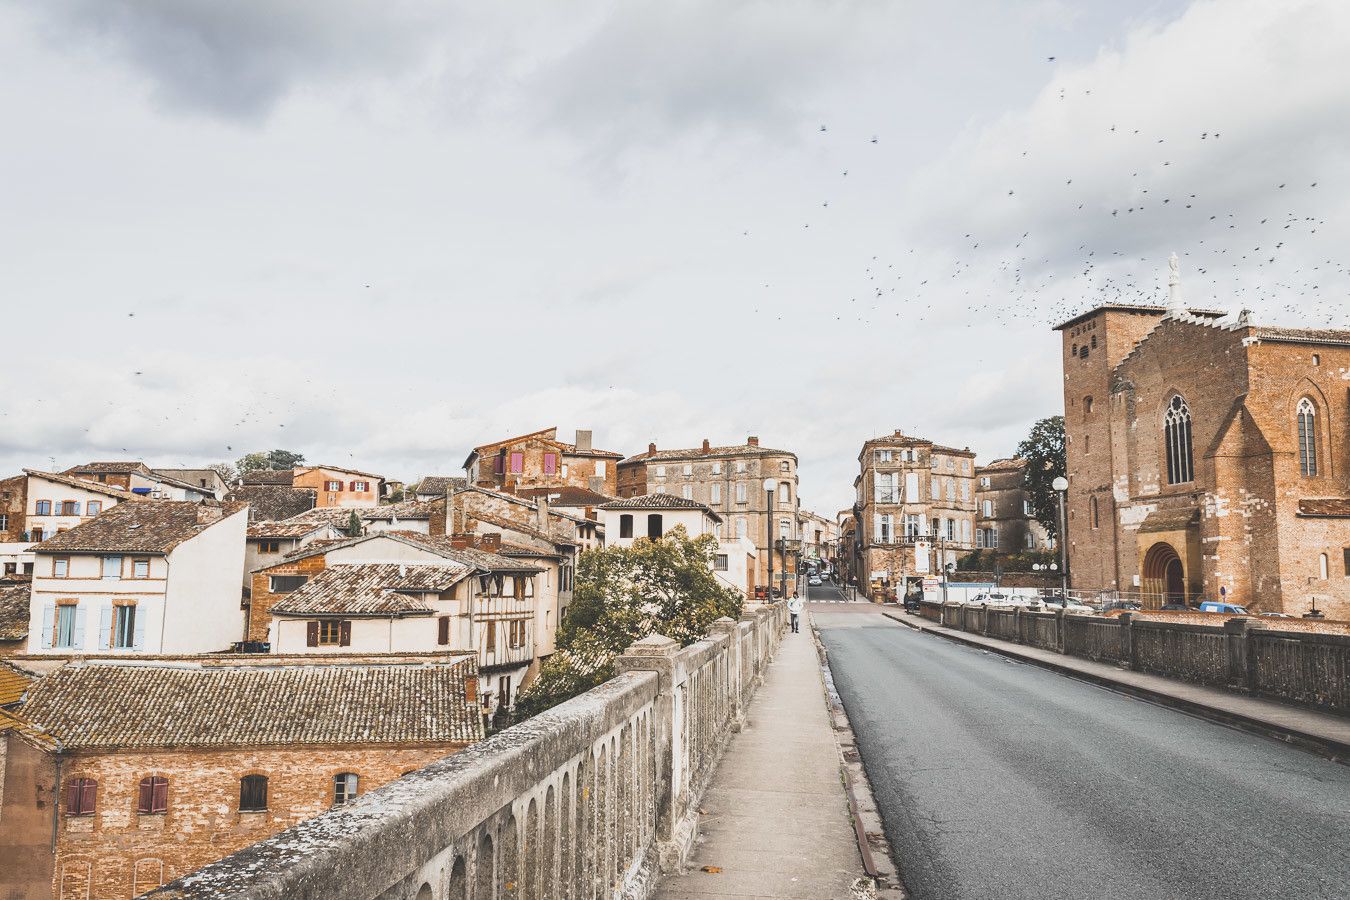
[1198,601,1248,615]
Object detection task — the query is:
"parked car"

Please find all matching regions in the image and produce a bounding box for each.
[1198,601,1249,615]
[1160,603,1191,611]
[807,575,822,587]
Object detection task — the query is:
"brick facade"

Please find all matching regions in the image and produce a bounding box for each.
[48,744,464,899]
[247,553,329,643]
[1058,303,1350,617]
[0,475,25,544]
[466,428,623,496]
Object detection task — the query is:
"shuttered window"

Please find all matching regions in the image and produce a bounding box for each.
[137,776,169,814]
[66,778,98,816]
[509,452,524,474]
[239,775,268,812]
[544,453,557,474]
[437,615,451,645]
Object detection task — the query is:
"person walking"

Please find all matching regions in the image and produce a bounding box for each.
[787,592,804,634]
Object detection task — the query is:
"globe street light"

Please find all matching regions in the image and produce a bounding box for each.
[1052,476,1070,598]
[763,478,778,600]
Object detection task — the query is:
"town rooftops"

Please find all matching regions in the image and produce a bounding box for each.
[246,520,336,540]
[24,469,138,500]
[464,509,581,547]
[417,476,467,496]
[1251,325,1350,347]
[977,457,1027,473]
[297,464,386,480]
[462,426,625,468]
[858,432,975,457]
[515,485,617,507]
[14,656,483,750]
[226,484,318,521]
[598,493,722,522]
[276,531,545,575]
[33,500,247,555]
[240,469,295,485]
[63,461,152,475]
[269,563,469,617]
[363,497,442,521]
[0,584,28,642]
[1052,303,1227,332]
[619,437,796,465]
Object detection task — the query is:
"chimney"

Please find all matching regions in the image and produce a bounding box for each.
[648,442,657,457]
[480,533,502,551]
[747,436,759,447]
[574,429,593,453]
[450,534,471,549]
[536,496,550,532]
[702,438,711,453]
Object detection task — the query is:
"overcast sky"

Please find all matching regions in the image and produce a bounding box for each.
[2,0,1347,515]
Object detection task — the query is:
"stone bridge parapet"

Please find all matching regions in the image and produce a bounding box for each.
[145,600,787,900]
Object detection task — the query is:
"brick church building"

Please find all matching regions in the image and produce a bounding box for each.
[1056,257,1350,618]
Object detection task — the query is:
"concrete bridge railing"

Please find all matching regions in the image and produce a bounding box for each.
[146,601,786,900]
[932,600,1349,713]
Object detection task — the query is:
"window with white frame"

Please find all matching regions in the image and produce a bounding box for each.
[711,462,722,475]
[876,449,893,462]
[1025,531,1036,550]
[710,483,721,504]
[982,499,993,516]
[778,483,789,503]
[905,514,921,539]
[930,479,939,500]
[875,473,896,503]
[945,519,955,540]
[735,483,747,503]
[713,554,728,571]
[654,466,666,477]
[878,514,892,543]
[681,484,693,500]
[962,519,971,542]
[735,461,747,473]
[945,479,955,501]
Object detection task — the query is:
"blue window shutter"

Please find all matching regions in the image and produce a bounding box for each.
[40,604,54,649]
[73,606,87,649]
[97,604,112,649]
[132,607,147,651]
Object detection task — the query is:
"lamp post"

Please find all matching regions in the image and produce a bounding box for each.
[1052,476,1069,599]
[764,478,778,600]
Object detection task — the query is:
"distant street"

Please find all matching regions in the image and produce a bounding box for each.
[812,609,1350,900]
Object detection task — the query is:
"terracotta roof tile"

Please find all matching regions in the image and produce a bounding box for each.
[0,584,29,642]
[598,493,720,522]
[516,486,617,507]
[226,485,318,521]
[619,443,794,465]
[240,469,295,485]
[417,476,467,495]
[269,564,467,617]
[24,469,139,501]
[363,498,442,521]
[62,461,151,475]
[34,501,246,554]
[247,521,336,539]
[17,658,483,749]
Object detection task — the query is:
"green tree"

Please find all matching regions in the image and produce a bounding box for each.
[1016,415,1067,539]
[346,510,364,537]
[265,449,305,470]
[208,461,238,485]
[235,452,270,475]
[514,526,743,720]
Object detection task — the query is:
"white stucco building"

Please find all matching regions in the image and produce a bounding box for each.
[26,500,248,655]
[597,494,758,597]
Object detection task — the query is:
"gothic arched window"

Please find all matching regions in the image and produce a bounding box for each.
[1164,395,1194,484]
[1297,397,1318,476]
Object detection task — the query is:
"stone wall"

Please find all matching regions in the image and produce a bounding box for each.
[145,602,787,900]
[939,602,1350,713]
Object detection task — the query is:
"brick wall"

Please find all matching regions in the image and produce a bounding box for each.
[51,743,467,900]
[0,474,24,543]
[246,554,328,642]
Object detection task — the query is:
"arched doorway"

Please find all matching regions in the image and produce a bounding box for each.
[1142,542,1186,606]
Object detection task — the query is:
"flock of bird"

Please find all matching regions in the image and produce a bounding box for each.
[742,62,1346,336]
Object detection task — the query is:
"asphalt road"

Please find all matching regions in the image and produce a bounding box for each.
[813,609,1350,900]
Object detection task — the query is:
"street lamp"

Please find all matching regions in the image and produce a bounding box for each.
[764,478,778,600]
[1052,476,1069,599]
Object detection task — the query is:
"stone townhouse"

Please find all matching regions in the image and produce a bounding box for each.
[462,427,625,496]
[242,519,343,591]
[0,470,136,545]
[62,462,215,501]
[25,501,248,656]
[616,437,801,596]
[596,494,759,597]
[1057,274,1350,617]
[974,458,1053,553]
[0,655,482,900]
[0,583,27,656]
[797,509,840,569]
[851,431,977,602]
[249,531,544,716]
[151,468,228,499]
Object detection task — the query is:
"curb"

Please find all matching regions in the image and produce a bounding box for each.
[808,612,907,899]
[881,612,1349,764]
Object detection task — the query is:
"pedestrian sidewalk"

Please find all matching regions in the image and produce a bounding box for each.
[655,611,866,900]
[888,610,1350,757]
